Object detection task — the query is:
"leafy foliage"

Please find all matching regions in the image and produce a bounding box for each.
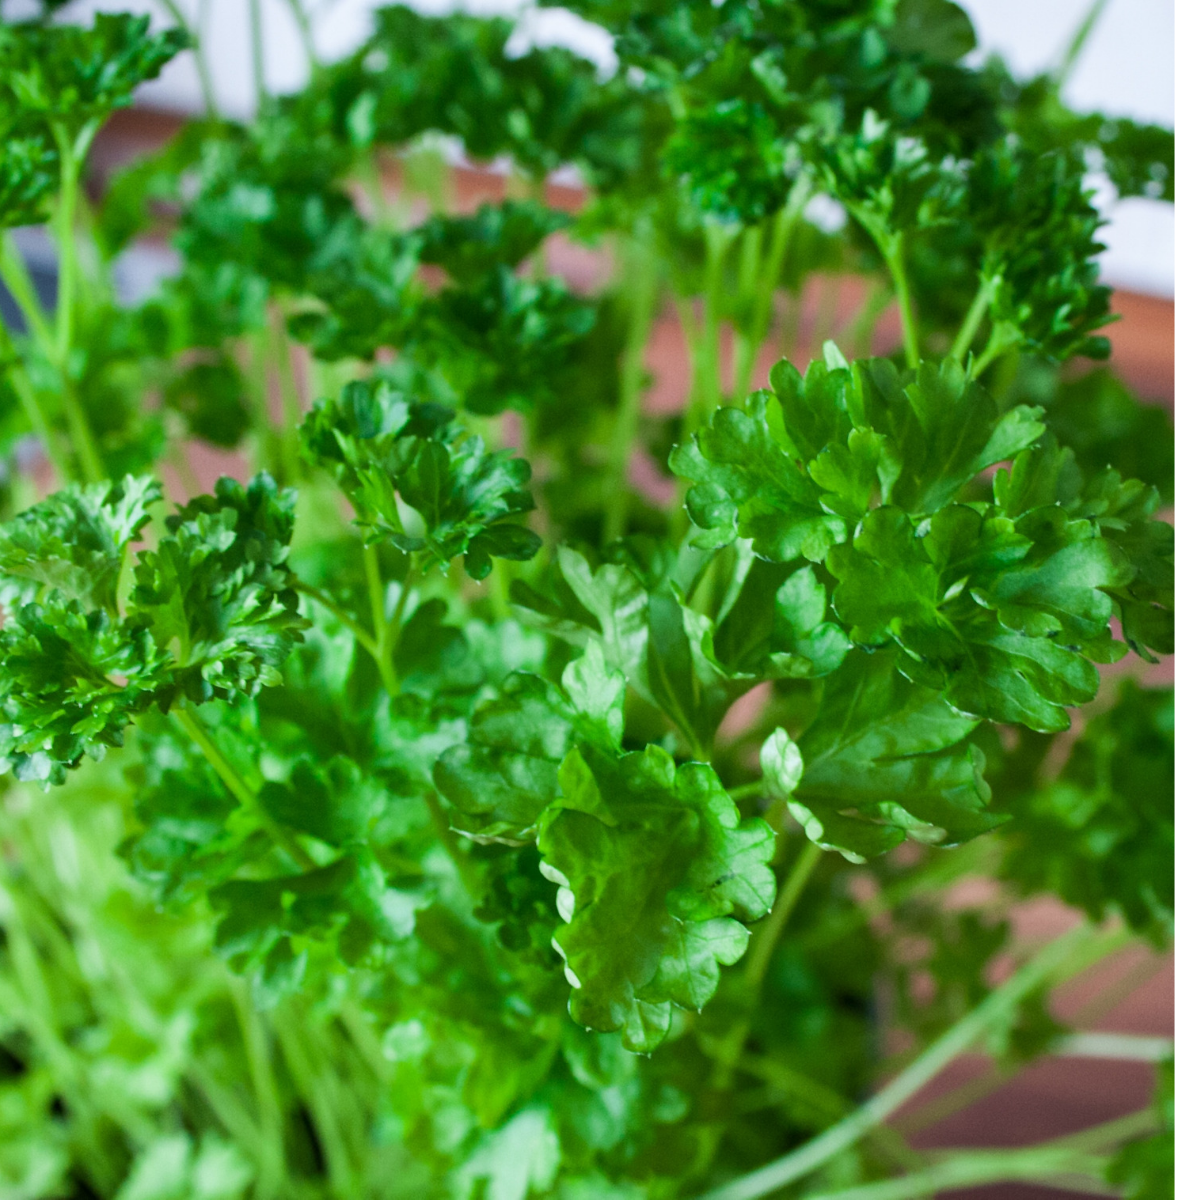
[0,1,1174,1197]
[989,682,1174,942]
[300,376,541,578]
[0,13,185,138]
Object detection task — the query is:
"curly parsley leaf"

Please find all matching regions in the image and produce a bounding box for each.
[300,376,541,578]
[787,650,1000,861]
[539,743,776,1052]
[0,597,171,786]
[0,13,186,140]
[992,682,1173,942]
[0,474,160,610]
[671,352,1043,558]
[129,472,308,702]
[435,640,625,844]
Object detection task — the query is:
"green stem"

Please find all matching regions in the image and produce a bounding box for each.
[283,0,320,73]
[733,192,806,400]
[249,0,268,114]
[363,542,400,695]
[950,275,999,364]
[730,226,764,401]
[156,0,219,116]
[707,840,823,1100]
[293,579,379,654]
[603,230,658,544]
[0,324,70,481]
[51,124,104,483]
[846,278,894,359]
[171,704,317,870]
[971,321,1021,378]
[272,306,304,482]
[879,234,920,370]
[727,782,764,802]
[276,1012,356,1197]
[693,923,1097,1200]
[229,978,287,1198]
[1055,0,1111,88]
[799,1146,1110,1200]
[745,840,822,994]
[0,232,55,351]
[694,221,732,424]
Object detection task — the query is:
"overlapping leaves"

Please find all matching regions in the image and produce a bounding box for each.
[0,472,305,785]
[436,641,776,1050]
[300,375,541,579]
[674,351,1171,732]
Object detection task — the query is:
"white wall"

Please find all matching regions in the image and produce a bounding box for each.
[81,0,1174,296]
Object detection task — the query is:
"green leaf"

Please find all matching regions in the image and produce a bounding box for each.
[435,643,624,844]
[0,125,56,229]
[0,14,186,139]
[854,357,1044,514]
[789,651,1000,860]
[300,376,541,577]
[887,0,976,63]
[828,503,1127,731]
[259,756,385,848]
[0,474,161,611]
[993,682,1173,941]
[669,390,846,561]
[130,473,308,702]
[0,596,171,787]
[418,200,571,283]
[162,357,252,449]
[539,744,775,1052]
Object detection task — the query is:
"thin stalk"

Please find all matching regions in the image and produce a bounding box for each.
[489,556,512,621]
[846,278,893,359]
[950,275,998,364]
[271,307,304,482]
[798,1146,1111,1200]
[727,782,764,802]
[0,325,70,481]
[708,840,824,1094]
[283,0,320,73]
[171,704,317,871]
[730,225,764,399]
[879,234,920,369]
[1,893,121,1187]
[249,0,268,114]
[971,321,1021,378]
[602,230,658,544]
[276,1013,357,1197]
[363,542,400,695]
[229,977,287,1198]
[156,0,220,116]
[0,232,55,351]
[744,840,823,995]
[693,922,1097,1200]
[733,194,805,400]
[896,937,1161,1137]
[1055,0,1111,88]
[692,221,732,426]
[51,123,105,483]
[292,579,379,654]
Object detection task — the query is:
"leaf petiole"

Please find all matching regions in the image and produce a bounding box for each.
[171,703,318,871]
[693,921,1100,1200]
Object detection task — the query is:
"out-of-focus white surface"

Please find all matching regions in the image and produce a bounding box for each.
[80,0,1174,296]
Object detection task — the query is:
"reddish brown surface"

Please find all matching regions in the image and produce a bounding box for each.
[95,112,1175,1194]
